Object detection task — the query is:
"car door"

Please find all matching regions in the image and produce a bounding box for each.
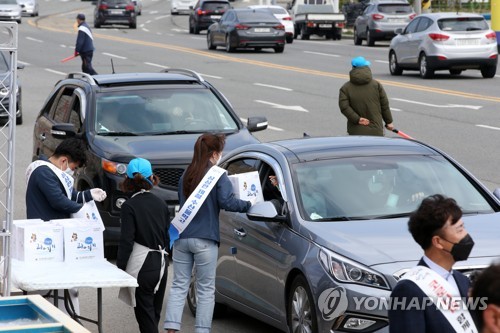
[218,10,234,44]
[355,4,372,37]
[220,155,288,321]
[213,11,230,44]
[409,17,433,63]
[394,17,420,64]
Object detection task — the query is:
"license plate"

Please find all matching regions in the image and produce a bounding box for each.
[455,39,480,46]
[211,15,221,19]
[319,24,332,28]
[254,28,270,33]
[388,19,405,23]
[110,9,123,14]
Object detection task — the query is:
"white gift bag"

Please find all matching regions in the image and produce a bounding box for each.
[71,201,105,231]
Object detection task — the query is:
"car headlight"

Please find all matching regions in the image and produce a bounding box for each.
[102,159,128,175]
[319,247,390,290]
[0,86,18,96]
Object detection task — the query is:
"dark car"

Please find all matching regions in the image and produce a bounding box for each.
[93,0,137,29]
[0,51,23,125]
[32,69,268,256]
[189,0,230,34]
[207,8,286,53]
[187,135,500,333]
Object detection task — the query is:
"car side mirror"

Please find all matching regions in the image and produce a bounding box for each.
[247,201,283,222]
[51,123,77,139]
[493,188,500,201]
[247,116,268,132]
[395,28,403,35]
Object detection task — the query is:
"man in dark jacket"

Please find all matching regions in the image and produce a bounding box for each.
[75,13,98,75]
[339,56,394,136]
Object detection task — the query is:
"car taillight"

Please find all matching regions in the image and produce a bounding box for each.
[336,22,345,28]
[485,32,497,40]
[235,24,250,30]
[125,4,134,11]
[428,33,449,41]
[409,13,416,20]
[99,4,108,10]
[490,54,498,59]
[372,13,384,20]
[197,8,206,15]
[274,24,285,30]
[306,21,315,27]
[282,16,292,21]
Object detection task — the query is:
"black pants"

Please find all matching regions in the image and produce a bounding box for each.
[135,252,168,333]
[80,52,98,75]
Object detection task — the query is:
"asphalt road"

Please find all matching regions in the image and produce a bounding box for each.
[2,0,500,331]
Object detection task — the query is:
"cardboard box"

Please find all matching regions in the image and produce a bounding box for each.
[54,219,104,263]
[228,171,264,203]
[13,220,64,262]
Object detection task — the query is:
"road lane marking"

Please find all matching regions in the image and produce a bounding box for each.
[102,52,127,59]
[45,68,66,75]
[26,37,43,43]
[391,98,482,110]
[240,117,284,131]
[390,107,402,112]
[304,51,340,57]
[142,28,150,32]
[200,73,222,79]
[28,18,500,104]
[254,83,292,91]
[144,62,169,68]
[19,60,30,66]
[476,125,500,131]
[255,100,308,112]
[375,60,389,64]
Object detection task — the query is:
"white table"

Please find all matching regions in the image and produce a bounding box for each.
[11,259,138,333]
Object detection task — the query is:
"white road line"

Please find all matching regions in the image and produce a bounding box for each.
[140,24,145,27]
[254,83,292,91]
[476,124,500,131]
[240,117,284,131]
[146,20,152,24]
[255,100,308,112]
[303,51,340,57]
[155,15,170,19]
[191,37,205,40]
[45,68,66,76]
[144,62,169,68]
[26,37,43,43]
[375,60,389,64]
[142,28,150,32]
[102,52,127,59]
[18,60,30,66]
[200,73,222,79]
[391,98,482,110]
[390,107,402,112]
[60,44,67,48]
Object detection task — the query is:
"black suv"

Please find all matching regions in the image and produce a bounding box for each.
[32,69,268,255]
[189,0,230,34]
[93,0,137,29]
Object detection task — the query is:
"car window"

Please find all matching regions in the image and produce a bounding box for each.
[202,1,229,10]
[94,88,239,135]
[416,17,432,32]
[50,88,75,123]
[237,11,278,22]
[227,158,261,175]
[223,11,234,21]
[438,17,488,32]
[69,107,82,133]
[292,155,493,221]
[0,0,18,4]
[404,17,420,33]
[377,4,412,14]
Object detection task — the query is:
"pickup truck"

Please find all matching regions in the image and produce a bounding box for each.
[289,0,345,40]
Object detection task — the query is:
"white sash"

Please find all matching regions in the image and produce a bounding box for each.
[26,160,74,199]
[402,265,478,333]
[78,25,94,40]
[171,166,226,234]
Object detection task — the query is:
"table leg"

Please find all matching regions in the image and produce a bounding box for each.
[54,289,58,308]
[98,288,103,333]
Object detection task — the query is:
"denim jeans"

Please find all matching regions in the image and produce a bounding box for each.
[164,238,218,333]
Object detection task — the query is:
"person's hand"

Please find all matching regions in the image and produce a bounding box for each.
[74,51,78,56]
[91,188,107,202]
[385,123,394,131]
[269,175,278,187]
[358,117,370,126]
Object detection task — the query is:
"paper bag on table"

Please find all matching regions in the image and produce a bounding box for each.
[71,201,105,231]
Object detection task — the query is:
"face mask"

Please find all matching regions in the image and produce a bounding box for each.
[443,234,475,262]
[62,160,74,177]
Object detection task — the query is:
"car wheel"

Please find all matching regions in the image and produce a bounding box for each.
[449,69,462,75]
[480,65,497,78]
[189,23,194,34]
[94,20,101,28]
[254,47,262,51]
[336,33,342,40]
[129,21,137,29]
[16,113,23,125]
[193,24,200,34]
[287,275,318,333]
[187,273,227,318]
[419,53,434,79]
[299,26,309,40]
[353,27,361,45]
[207,33,216,50]
[17,19,21,24]
[225,35,234,53]
[389,51,403,76]
[286,35,294,44]
[274,45,284,53]
[366,29,374,46]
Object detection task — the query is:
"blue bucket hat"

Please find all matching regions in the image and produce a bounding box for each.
[127,158,153,179]
[351,56,371,68]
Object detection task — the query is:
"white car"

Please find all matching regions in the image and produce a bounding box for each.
[171,0,196,15]
[17,0,38,17]
[0,0,22,23]
[248,5,295,43]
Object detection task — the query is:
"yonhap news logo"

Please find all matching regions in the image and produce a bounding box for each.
[318,287,348,321]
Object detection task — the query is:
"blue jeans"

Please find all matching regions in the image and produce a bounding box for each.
[164,238,218,333]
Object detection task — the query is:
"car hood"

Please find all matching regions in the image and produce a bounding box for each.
[89,130,258,164]
[0,5,21,10]
[302,213,500,267]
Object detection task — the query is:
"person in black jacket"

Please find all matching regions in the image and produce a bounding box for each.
[471,263,500,333]
[75,13,98,75]
[117,158,170,333]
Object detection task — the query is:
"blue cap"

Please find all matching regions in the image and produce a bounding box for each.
[351,56,371,68]
[127,158,153,179]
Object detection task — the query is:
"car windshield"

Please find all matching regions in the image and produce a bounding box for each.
[0,0,17,4]
[377,4,412,14]
[94,88,239,135]
[238,11,278,22]
[293,155,493,221]
[202,2,229,10]
[438,17,488,31]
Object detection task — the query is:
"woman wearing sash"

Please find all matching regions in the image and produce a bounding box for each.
[164,133,253,333]
[117,158,170,333]
[389,194,477,333]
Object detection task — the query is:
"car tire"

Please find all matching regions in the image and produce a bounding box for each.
[193,24,200,34]
[389,51,403,76]
[130,21,137,29]
[16,113,23,125]
[17,19,21,24]
[274,45,284,53]
[189,23,194,34]
[299,27,309,40]
[207,33,216,50]
[336,33,342,40]
[287,275,318,333]
[293,25,298,39]
[94,20,101,28]
[449,69,462,75]
[480,65,496,78]
[353,27,362,45]
[286,35,294,44]
[366,29,375,46]
[187,273,227,318]
[225,35,234,53]
[419,53,434,79]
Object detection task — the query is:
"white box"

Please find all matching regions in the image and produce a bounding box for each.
[228,171,264,203]
[55,219,104,263]
[13,220,64,262]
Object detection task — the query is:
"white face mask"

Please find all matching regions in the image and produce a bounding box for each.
[62,160,74,176]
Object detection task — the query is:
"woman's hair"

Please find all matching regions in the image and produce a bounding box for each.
[183,133,226,198]
[120,173,160,193]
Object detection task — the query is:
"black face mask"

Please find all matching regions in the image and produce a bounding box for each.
[442,234,475,262]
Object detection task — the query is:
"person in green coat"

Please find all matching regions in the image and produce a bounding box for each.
[339,56,394,136]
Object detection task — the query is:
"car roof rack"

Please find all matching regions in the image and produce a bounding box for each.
[161,68,205,82]
[66,72,97,86]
